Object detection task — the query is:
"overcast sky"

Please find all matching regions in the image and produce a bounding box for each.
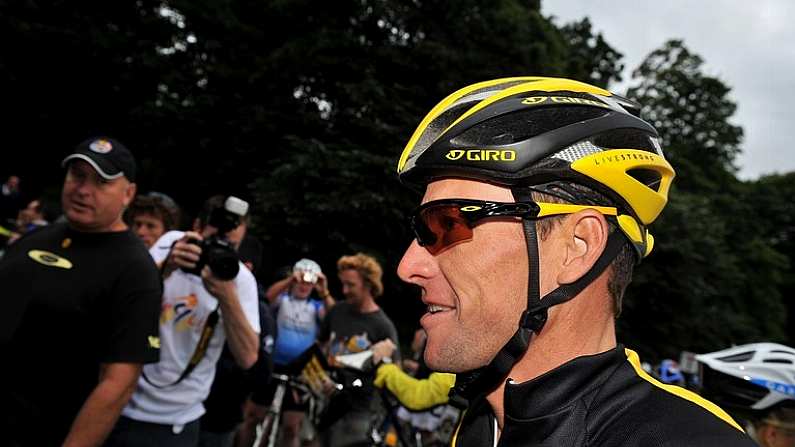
[543,0,795,180]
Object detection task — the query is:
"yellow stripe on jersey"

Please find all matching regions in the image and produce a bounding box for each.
[624,348,744,432]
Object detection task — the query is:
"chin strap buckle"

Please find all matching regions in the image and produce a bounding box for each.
[520,308,548,333]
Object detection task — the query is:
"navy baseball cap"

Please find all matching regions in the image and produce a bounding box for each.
[61,137,137,182]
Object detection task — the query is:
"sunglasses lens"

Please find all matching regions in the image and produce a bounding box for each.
[416,205,473,254]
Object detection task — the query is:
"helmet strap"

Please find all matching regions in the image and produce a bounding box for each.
[448,186,626,407]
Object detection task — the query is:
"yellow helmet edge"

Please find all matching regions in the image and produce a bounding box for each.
[397,77,542,173]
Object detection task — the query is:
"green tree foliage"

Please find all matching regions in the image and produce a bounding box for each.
[628,40,743,193]
[5,2,791,355]
[621,40,790,359]
[559,17,624,88]
[744,173,795,341]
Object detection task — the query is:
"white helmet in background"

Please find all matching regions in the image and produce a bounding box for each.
[696,343,795,411]
[293,258,322,284]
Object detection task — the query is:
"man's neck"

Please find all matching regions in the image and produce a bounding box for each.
[68,218,129,233]
[486,291,616,430]
[352,295,379,313]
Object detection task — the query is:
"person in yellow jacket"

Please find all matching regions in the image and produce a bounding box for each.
[371,339,456,411]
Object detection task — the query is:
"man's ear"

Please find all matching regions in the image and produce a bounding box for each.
[557,209,609,285]
[123,182,137,207]
[759,425,776,446]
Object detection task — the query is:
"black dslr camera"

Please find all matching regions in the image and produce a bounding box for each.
[181,196,249,281]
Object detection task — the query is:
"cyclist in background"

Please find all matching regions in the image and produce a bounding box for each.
[263,259,332,447]
[698,343,795,447]
[657,359,686,387]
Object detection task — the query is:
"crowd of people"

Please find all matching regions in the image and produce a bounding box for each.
[2,76,795,447]
[0,138,403,447]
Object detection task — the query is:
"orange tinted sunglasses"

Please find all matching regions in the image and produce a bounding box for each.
[409,199,617,255]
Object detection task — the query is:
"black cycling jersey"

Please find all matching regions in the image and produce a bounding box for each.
[452,345,756,447]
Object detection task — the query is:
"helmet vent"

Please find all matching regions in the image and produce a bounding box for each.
[465,80,532,98]
[772,350,795,355]
[450,108,605,148]
[551,140,603,163]
[411,102,474,163]
[716,351,755,362]
[593,129,657,153]
[764,358,794,364]
[627,168,663,190]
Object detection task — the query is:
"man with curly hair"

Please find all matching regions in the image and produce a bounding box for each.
[318,253,400,447]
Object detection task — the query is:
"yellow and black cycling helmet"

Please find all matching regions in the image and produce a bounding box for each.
[397,77,676,405]
[398,76,675,259]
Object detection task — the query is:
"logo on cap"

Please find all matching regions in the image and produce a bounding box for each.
[89,139,113,154]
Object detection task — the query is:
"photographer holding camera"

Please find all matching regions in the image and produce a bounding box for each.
[107,195,260,447]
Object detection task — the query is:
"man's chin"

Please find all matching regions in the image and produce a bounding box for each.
[65,212,92,227]
[424,345,476,374]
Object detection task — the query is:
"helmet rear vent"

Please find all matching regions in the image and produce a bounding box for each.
[716,351,755,362]
[627,168,663,190]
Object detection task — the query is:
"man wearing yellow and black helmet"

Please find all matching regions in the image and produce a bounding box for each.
[395,77,755,446]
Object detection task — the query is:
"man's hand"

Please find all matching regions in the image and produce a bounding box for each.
[320,376,338,397]
[242,398,268,422]
[201,265,237,302]
[402,359,420,375]
[162,231,203,276]
[315,271,329,295]
[372,339,396,365]
[315,272,335,311]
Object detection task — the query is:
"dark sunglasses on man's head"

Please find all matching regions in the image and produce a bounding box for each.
[409,199,618,255]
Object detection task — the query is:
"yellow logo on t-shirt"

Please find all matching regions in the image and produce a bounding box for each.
[148,336,161,349]
[28,250,73,269]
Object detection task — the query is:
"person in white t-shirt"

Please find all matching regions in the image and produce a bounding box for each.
[106,195,260,447]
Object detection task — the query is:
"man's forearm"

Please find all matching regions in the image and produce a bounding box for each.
[62,364,140,447]
[264,276,291,302]
[219,294,259,369]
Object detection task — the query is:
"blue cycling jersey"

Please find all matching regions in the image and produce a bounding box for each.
[272,292,323,366]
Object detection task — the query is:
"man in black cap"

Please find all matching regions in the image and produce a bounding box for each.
[0,137,162,447]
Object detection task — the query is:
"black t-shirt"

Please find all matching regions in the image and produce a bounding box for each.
[319,301,400,413]
[0,222,162,446]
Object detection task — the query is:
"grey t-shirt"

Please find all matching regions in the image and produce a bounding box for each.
[320,301,400,364]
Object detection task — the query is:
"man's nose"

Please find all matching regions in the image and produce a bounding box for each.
[397,239,437,285]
